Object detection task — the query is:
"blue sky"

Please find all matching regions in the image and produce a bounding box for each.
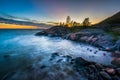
[0,0,120,24]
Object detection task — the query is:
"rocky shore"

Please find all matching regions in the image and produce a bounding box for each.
[2,52,120,80]
[49,53,120,80]
[36,26,120,50]
[36,26,120,67]
[35,26,120,80]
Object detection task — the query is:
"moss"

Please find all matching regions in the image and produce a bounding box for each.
[106,31,119,42]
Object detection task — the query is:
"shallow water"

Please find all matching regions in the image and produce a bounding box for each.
[0,29,112,80]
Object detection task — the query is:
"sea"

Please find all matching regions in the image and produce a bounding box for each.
[0,29,112,80]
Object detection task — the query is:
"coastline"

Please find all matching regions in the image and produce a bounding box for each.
[34,26,120,80]
[35,26,120,66]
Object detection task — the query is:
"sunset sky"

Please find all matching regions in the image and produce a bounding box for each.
[0,0,120,24]
[0,23,38,29]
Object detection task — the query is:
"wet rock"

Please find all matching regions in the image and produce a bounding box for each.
[50,52,59,61]
[111,58,120,67]
[116,68,120,75]
[52,52,59,57]
[94,51,97,54]
[89,65,96,69]
[69,33,77,40]
[40,65,47,69]
[80,36,88,41]
[105,47,113,51]
[89,49,92,52]
[65,55,72,62]
[112,75,120,80]
[103,53,106,56]
[89,65,97,73]
[1,72,16,80]
[73,57,91,67]
[57,59,63,63]
[70,59,74,64]
[95,63,104,70]
[112,51,120,57]
[35,30,47,36]
[100,71,112,80]
[106,68,116,75]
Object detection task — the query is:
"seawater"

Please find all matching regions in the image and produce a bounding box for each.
[0,29,112,80]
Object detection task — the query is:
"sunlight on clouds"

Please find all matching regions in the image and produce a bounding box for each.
[0,23,38,29]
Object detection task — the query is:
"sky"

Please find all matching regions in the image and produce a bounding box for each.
[0,0,120,24]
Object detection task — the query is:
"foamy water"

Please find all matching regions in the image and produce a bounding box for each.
[0,30,112,80]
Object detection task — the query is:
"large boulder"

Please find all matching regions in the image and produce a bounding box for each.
[111,58,120,67]
[67,29,114,49]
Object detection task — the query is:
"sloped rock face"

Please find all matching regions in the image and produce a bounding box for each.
[66,29,115,49]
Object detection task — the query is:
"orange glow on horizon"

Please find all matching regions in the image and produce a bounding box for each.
[0,23,38,29]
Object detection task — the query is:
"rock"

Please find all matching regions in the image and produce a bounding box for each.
[112,76,120,80]
[89,65,97,72]
[80,36,88,41]
[51,52,59,57]
[73,57,91,67]
[89,49,92,52]
[50,52,59,61]
[1,72,16,80]
[111,58,120,67]
[95,63,104,70]
[105,47,113,51]
[69,33,76,40]
[112,51,120,57]
[57,59,63,63]
[103,53,106,56]
[65,55,72,62]
[100,71,112,80]
[116,68,120,75]
[40,65,47,69]
[86,35,94,42]
[91,37,98,43]
[35,30,47,36]
[94,51,97,54]
[106,68,116,75]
